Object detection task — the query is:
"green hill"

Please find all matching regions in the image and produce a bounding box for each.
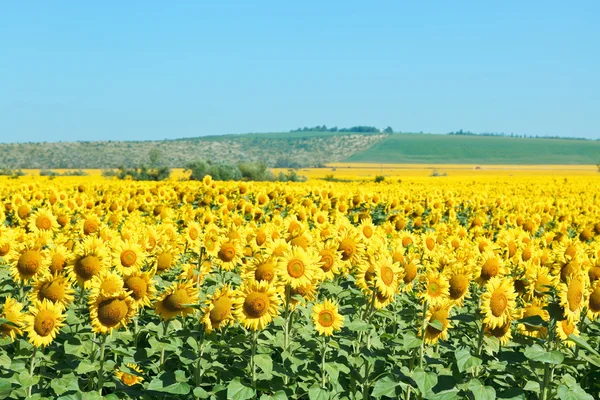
[0,131,598,169]
[346,134,600,165]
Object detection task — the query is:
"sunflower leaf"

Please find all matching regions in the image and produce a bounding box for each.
[427,319,443,331]
[371,375,401,398]
[523,344,564,364]
[468,379,496,400]
[227,378,255,400]
[455,348,482,373]
[567,334,600,357]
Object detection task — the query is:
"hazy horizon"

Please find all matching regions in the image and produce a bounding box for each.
[1,1,599,143]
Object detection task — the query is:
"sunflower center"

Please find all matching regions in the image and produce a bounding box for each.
[97,298,128,327]
[0,243,10,257]
[426,238,435,251]
[163,289,190,312]
[560,320,575,336]
[121,373,137,386]
[50,253,66,274]
[156,252,173,271]
[83,219,99,235]
[565,245,577,259]
[402,236,413,248]
[210,296,232,323]
[589,287,600,312]
[481,258,499,280]
[449,274,469,299]
[560,261,578,283]
[567,279,583,311]
[428,281,441,296]
[125,276,147,300]
[489,322,510,338]
[218,243,236,262]
[189,228,199,240]
[403,262,418,284]
[36,215,52,231]
[319,251,334,273]
[34,310,56,337]
[490,292,508,317]
[522,248,532,262]
[17,250,42,277]
[287,259,305,278]
[380,265,394,286]
[75,255,102,280]
[243,291,270,318]
[256,231,267,246]
[318,310,335,327]
[339,238,356,261]
[120,250,137,267]
[363,226,373,238]
[18,205,31,219]
[255,262,275,282]
[38,281,65,303]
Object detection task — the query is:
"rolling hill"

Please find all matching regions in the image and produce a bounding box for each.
[0,132,598,169]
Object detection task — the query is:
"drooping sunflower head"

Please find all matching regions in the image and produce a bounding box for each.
[312,299,344,336]
[30,274,75,310]
[23,299,65,347]
[243,257,278,285]
[423,302,453,345]
[89,271,125,301]
[475,251,506,284]
[115,363,144,386]
[124,271,157,308]
[90,291,137,334]
[154,281,199,321]
[201,284,235,333]
[484,319,513,346]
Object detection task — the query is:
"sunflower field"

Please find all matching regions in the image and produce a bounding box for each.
[0,175,599,400]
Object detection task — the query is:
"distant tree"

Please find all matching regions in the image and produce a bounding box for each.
[383,126,394,134]
[149,148,161,167]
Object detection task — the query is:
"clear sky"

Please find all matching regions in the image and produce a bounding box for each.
[1,1,599,143]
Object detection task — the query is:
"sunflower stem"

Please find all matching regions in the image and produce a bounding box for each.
[97,334,107,393]
[283,285,292,385]
[27,346,37,397]
[159,320,169,370]
[250,330,258,389]
[321,336,328,388]
[419,300,428,369]
[195,330,206,386]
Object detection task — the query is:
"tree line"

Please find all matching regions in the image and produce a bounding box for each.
[290,125,393,133]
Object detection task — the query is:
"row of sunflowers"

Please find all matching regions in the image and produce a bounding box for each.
[0,175,599,399]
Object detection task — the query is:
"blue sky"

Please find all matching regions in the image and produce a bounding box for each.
[1,1,599,143]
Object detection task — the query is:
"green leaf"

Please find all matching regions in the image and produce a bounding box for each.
[75,360,97,374]
[227,378,255,400]
[403,331,422,350]
[18,370,39,388]
[413,367,437,397]
[346,319,370,332]
[0,318,17,327]
[557,384,594,400]
[193,387,211,399]
[51,373,80,396]
[0,380,11,397]
[260,391,288,400]
[371,376,400,398]
[308,384,329,400]
[455,348,482,373]
[254,353,273,375]
[147,377,191,395]
[517,315,547,328]
[567,334,600,357]
[427,319,443,331]
[0,354,11,370]
[524,344,564,364]
[523,380,540,394]
[468,379,496,400]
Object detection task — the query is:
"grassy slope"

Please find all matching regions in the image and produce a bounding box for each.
[346,134,600,164]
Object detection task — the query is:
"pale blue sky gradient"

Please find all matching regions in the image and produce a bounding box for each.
[1,1,599,143]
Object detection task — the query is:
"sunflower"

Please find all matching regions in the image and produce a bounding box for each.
[445,265,472,306]
[66,236,110,289]
[587,281,600,320]
[312,299,344,336]
[423,302,453,345]
[475,251,506,284]
[480,277,517,329]
[556,319,580,347]
[287,282,318,310]
[123,271,157,308]
[89,271,125,300]
[27,208,59,234]
[233,280,281,331]
[77,214,103,237]
[277,247,322,289]
[9,241,51,283]
[336,228,365,267]
[29,274,75,310]
[153,244,181,275]
[518,301,550,338]
[115,363,144,386]
[47,243,72,275]
[420,271,449,306]
[484,319,513,346]
[526,265,559,301]
[111,239,145,276]
[90,291,136,334]
[0,296,24,340]
[201,285,235,333]
[373,256,400,298]
[213,239,244,271]
[243,256,278,285]
[183,221,203,248]
[154,281,199,321]
[23,299,65,347]
[558,273,586,323]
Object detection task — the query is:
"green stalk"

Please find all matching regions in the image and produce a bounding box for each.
[283,286,292,385]
[97,334,107,393]
[419,300,429,368]
[159,319,169,369]
[251,330,258,389]
[27,347,37,397]
[321,336,328,388]
[195,330,206,386]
